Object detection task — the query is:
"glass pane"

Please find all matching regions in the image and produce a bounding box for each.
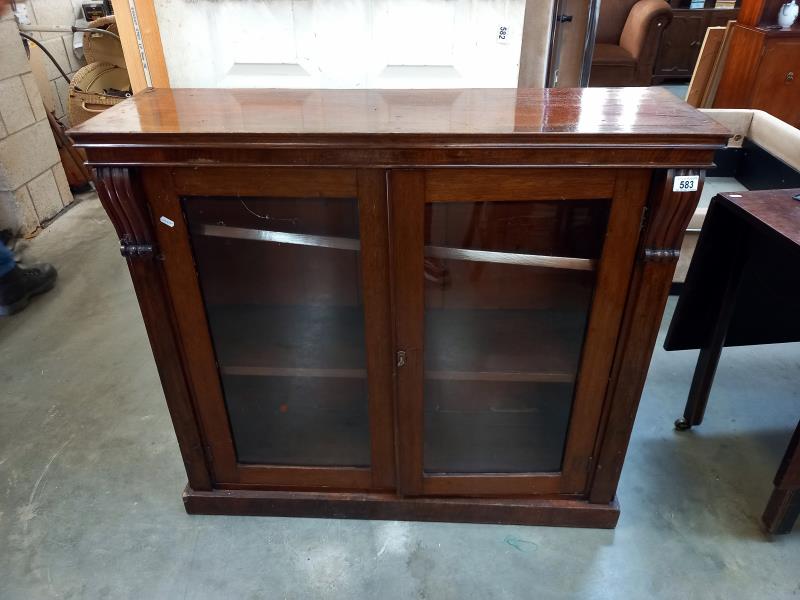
[423,200,610,474]
[183,196,370,467]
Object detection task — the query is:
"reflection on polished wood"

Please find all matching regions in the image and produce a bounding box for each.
[69,87,729,144]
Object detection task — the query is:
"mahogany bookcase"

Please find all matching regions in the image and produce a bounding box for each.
[69,87,728,528]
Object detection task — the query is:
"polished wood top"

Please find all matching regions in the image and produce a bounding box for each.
[69,87,729,147]
[721,189,800,249]
[665,188,800,352]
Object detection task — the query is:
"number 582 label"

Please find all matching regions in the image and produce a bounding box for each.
[673,175,699,192]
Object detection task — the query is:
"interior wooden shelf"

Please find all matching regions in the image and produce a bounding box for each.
[208,304,367,376]
[197,224,595,271]
[426,308,584,383]
[206,304,585,384]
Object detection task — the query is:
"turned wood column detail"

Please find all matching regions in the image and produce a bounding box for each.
[94,167,156,258]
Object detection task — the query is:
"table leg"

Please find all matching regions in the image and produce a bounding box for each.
[674,255,745,431]
[763,420,800,534]
[674,344,725,430]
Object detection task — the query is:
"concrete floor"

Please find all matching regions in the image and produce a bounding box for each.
[1,195,799,599]
[660,83,689,101]
[699,177,748,209]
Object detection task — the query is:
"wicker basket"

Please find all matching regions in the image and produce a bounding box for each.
[68,62,130,126]
[83,15,126,68]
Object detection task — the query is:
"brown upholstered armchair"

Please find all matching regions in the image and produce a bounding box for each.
[590,0,673,87]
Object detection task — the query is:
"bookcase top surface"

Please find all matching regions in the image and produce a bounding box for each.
[69,87,729,147]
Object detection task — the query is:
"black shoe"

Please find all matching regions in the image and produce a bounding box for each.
[0,263,58,316]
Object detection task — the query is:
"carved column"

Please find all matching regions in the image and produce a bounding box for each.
[590,168,705,503]
[641,168,705,264]
[94,167,156,258]
[94,165,212,491]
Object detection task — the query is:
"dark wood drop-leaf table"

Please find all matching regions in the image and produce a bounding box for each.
[665,188,800,534]
[69,87,728,528]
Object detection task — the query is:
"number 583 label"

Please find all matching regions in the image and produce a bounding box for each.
[673,175,699,192]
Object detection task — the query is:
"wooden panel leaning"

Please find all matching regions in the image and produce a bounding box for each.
[73,88,728,527]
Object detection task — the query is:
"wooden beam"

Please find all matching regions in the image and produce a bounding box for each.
[111,0,170,92]
[686,27,725,107]
[702,19,737,108]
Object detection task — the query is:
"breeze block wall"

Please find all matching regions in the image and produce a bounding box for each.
[0,13,74,236]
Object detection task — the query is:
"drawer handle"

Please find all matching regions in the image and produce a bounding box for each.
[787,72,795,82]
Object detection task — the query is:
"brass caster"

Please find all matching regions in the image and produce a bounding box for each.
[674,417,691,431]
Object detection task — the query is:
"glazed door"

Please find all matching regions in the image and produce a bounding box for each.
[145,168,395,490]
[391,168,650,496]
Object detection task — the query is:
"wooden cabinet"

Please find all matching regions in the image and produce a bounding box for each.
[69,88,728,528]
[653,8,739,82]
[654,10,709,80]
[714,25,800,127]
[707,9,739,25]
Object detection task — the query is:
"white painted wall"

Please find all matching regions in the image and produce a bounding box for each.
[154,0,530,89]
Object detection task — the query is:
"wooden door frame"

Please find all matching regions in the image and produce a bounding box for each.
[391,167,649,497]
[141,166,395,491]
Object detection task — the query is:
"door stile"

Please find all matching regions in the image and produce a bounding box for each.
[143,167,240,483]
[389,170,427,496]
[357,169,397,489]
[560,169,652,492]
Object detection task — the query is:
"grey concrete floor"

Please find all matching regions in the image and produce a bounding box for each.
[1,195,799,600]
[660,83,689,101]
